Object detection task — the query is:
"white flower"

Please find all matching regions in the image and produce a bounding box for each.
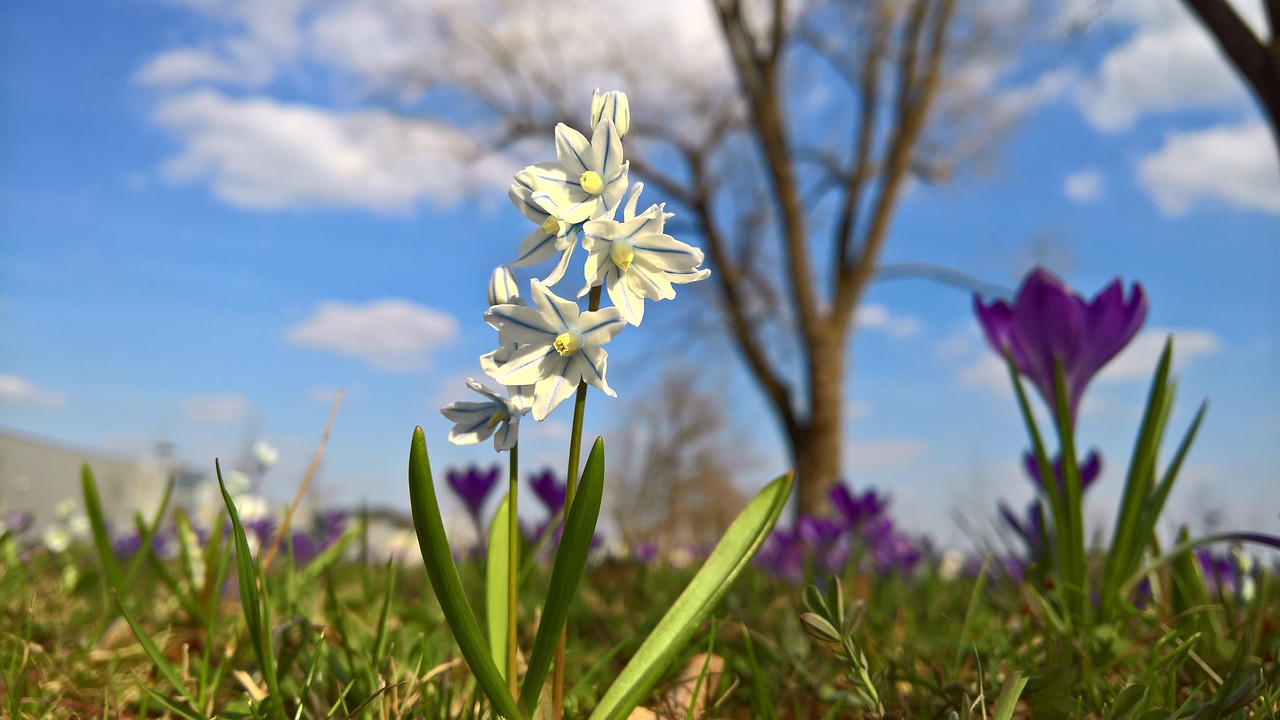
[251,440,279,470]
[55,498,77,520]
[42,526,71,554]
[591,89,630,139]
[483,280,625,421]
[481,267,536,413]
[508,182,592,286]
[511,121,629,283]
[441,378,524,452]
[581,183,710,325]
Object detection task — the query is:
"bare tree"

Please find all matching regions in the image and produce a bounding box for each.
[1181,0,1280,154]
[610,367,747,553]
[365,0,1028,515]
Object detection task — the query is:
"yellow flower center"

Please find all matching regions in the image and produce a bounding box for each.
[487,407,508,429]
[553,330,582,356]
[579,170,605,195]
[539,216,560,235]
[610,241,634,272]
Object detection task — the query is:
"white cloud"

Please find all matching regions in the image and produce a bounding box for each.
[152,90,514,212]
[959,354,1011,396]
[183,392,251,423]
[856,304,922,339]
[0,374,66,409]
[1097,327,1221,382]
[1073,24,1247,132]
[1063,168,1103,203]
[1137,121,1280,216]
[136,47,241,87]
[847,399,872,421]
[286,299,458,372]
[994,68,1076,118]
[135,0,305,88]
[845,439,927,470]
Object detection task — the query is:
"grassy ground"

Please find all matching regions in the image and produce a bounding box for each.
[2,531,1277,719]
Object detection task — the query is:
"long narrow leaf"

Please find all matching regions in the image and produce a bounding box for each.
[589,472,794,720]
[114,592,201,712]
[1102,336,1174,615]
[519,438,606,714]
[81,464,125,596]
[406,427,522,720]
[216,460,282,718]
[992,671,1029,720]
[486,492,512,683]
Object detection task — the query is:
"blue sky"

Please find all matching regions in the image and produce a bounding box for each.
[2,0,1277,546]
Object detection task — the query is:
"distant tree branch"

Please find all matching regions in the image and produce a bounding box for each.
[1181,0,1280,152]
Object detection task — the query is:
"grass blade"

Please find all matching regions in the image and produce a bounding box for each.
[992,670,1029,720]
[588,471,794,720]
[406,427,522,720]
[114,592,201,712]
[81,464,124,596]
[519,438,606,714]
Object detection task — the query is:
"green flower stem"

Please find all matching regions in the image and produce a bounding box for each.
[1052,361,1088,621]
[552,284,602,720]
[508,442,520,698]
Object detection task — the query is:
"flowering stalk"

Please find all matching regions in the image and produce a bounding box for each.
[507,443,519,696]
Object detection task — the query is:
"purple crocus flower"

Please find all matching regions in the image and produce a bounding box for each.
[999,500,1047,559]
[446,465,500,525]
[830,483,887,530]
[528,469,567,515]
[754,527,805,584]
[1023,450,1102,496]
[974,267,1147,422]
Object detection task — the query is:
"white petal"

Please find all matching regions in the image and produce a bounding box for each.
[492,413,519,452]
[622,182,644,221]
[627,257,676,301]
[592,120,624,184]
[516,163,578,204]
[485,304,559,345]
[464,378,507,404]
[531,357,579,421]
[512,227,560,268]
[667,267,711,285]
[441,403,498,445]
[509,181,550,224]
[606,270,644,326]
[633,233,705,271]
[527,282,581,332]
[490,342,558,386]
[554,124,593,176]
[577,307,626,346]
[576,346,615,397]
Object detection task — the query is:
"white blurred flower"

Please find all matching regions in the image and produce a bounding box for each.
[223,470,252,496]
[42,526,71,554]
[55,498,77,520]
[252,441,279,470]
[66,513,90,539]
[236,494,270,523]
[937,548,966,583]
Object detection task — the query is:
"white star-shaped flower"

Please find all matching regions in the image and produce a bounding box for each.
[580,183,710,325]
[480,266,535,413]
[483,280,625,421]
[510,120,629,285]
[440,378,524,452]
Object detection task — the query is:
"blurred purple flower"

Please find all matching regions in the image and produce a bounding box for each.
[864,517,923,573]
[755,527,805,583]
[830,483,887,530]
[111,530,169,560]
[3,511,34,536]
[1196,547,1236,597]
[1022,450,1102,497]
[797,515,852,579]
[974,267,1146,422]
[633,542,659,564]
[447,465,500,524]
[529,469,566,515]
[288,532,324,565]
[999,500,1048,561]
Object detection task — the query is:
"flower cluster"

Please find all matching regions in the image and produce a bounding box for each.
[443,90,711,442]
[755,483,924,583]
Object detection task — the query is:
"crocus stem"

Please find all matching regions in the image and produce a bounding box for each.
[551,285,601,720]
[507,442,519,698]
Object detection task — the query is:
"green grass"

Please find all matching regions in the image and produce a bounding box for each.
[2,530,1276,719]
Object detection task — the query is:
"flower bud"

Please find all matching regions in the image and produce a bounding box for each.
[488,266,521,306]
[591,89,630,139]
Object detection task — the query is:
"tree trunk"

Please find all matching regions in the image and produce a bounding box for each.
[791,329,846,518]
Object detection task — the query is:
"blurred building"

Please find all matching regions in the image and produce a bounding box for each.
[0,427,176,532]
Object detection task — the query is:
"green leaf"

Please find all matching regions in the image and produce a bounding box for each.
[740,625,776,720]
[1102,336,1174,617]
[992,671,1029,720]
[588,471,794,720]
[486,492,512,683]
[406,427,522,720]
[81,464,125,597]
[216,460,283,719]
[951,556,990,675]
[519,438,606,714]
[114,592,201,712]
